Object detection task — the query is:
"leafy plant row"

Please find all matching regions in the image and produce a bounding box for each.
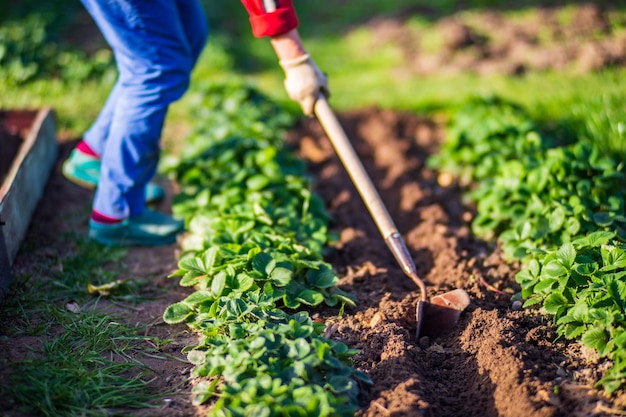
[429,97,626,393]
[0,12,115,85]
[162,80,370,416]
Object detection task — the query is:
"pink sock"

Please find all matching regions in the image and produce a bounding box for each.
[76,141,99,158]
[91,210,123,224]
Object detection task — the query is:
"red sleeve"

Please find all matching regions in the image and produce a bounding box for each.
[240,0,299,38]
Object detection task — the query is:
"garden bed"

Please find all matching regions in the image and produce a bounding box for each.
[288,108,624,416]
[0,109,57,299]
[2,108,624,417]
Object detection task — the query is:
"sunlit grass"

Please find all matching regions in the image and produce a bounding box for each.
[0,236,171,416]
[4,311,160,417]
[0,77,113,136]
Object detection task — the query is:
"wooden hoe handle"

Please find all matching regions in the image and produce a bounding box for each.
[313,96,397,239]
[313,96,425,297]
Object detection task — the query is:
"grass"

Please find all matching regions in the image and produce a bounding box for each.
[5,312,157,417]
[0,236,173,416]
[2,0,625,158]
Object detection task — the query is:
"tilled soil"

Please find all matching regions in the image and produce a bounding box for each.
[2,109,625,416]
[367,3,626,76]
[288,108,626,416]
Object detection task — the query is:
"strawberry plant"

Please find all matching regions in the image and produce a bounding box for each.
[431,97,626,393]
[516,232,626,392]
[163,81,370,415]
[0,13,114,85]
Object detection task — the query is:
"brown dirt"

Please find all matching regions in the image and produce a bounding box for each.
[2,109,625,416]
[0,112,32,185]
[366,3,626,76]
[288,108,626,416]
[0,138,208,417]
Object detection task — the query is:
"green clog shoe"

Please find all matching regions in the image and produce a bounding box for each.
[89,209,184,246]
[62,149,166,204]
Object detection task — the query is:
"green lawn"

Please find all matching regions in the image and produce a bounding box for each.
[1,0,625,158]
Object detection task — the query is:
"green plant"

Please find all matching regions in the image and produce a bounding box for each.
[431,97,625,259]
[164,81,369,415]
[430,96,626,393]
[0,236,170,415]
[516,232,626,392]
[0,13,115,85]
[188,313,369,416]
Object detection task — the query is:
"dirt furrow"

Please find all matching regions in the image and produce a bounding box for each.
[290,108,609,417]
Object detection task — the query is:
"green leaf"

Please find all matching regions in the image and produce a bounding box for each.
[296,290,325,306]
[249,336,267,351]
[246,174,270,191]
[187,349,206,365]
[179,270,206,287]
[191,380,217,406]
[565,217,581,236]
[542,262,568,278]
[608,280,626,312]
[202,247,220,272]
[306,266,338,288]
[283,294,301,309]
[163,302,194,324]
[548,206,566,232]
[544,293,569,315]
[581,327,609,355]
[574,231,615,248]
[183,290,214,306]
[288,338,312,359]
[556,243,576,268]
[534,277,557,292]
[592,212,613,227]
[252,252,272,276]
[522,297,542,308]
[528,259,540,277]
[235,273,255,292]
[573,262,598,276]
[179,257,205,273]
[601,377,624,395]
[211,272,226,296]
[520,221,533,240]
[562,322,586,339]
[601,245,626,270]
[229,323,246,339]
[270,266,293,286]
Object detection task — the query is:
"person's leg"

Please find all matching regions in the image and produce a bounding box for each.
[77,0,203,245]
[176,0,209,66]
[62,78,165,203]
[82,82,121,156]
[79,0,204,244]
[82,0,207,157]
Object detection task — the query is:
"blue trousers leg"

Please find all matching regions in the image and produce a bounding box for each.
[80,0,208,219]
[83,83,121,156]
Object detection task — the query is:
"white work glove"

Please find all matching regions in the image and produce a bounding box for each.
[279,54,329,116]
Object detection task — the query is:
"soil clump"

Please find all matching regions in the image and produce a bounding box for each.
[366,3,626,76]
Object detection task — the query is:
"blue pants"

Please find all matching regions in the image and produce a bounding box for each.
[81,0,208,219]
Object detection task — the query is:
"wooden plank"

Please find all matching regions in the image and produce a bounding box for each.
[0,109,57,278]
[0,218,10,301]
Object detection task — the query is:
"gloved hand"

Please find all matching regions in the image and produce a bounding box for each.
[279,54,329,116]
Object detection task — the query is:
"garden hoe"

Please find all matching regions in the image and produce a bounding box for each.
[314,96,470,338]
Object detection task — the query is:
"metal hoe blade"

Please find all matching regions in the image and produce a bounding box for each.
[388,233,469,338]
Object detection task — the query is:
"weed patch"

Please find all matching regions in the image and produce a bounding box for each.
[0,236,169,415]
